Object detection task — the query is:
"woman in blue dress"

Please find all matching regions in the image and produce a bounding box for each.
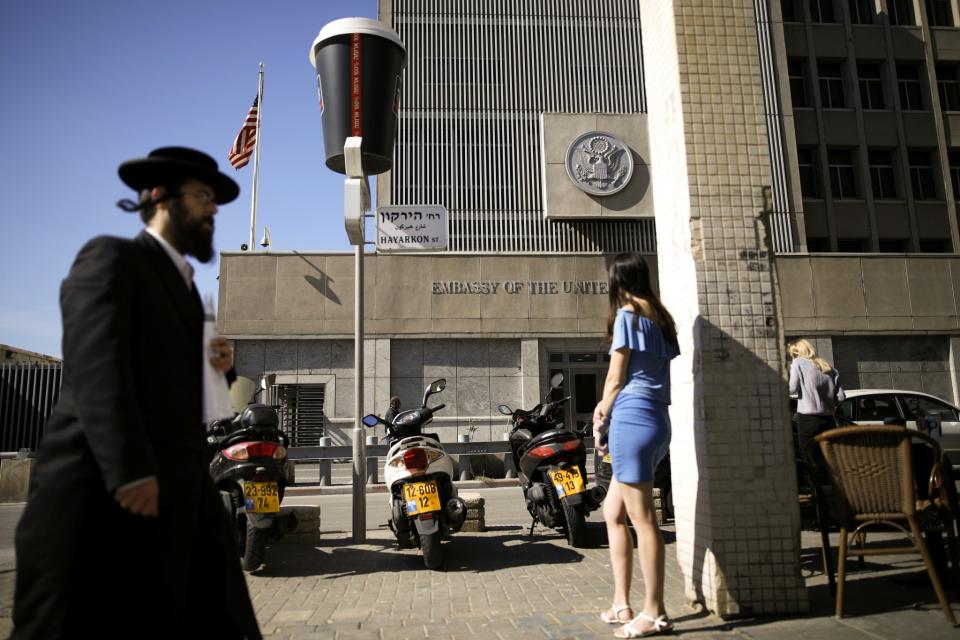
[594,253,680,638]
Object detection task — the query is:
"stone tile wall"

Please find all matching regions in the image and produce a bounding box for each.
[641,0,807,616]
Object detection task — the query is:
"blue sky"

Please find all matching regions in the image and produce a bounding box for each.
[1,0,377,357]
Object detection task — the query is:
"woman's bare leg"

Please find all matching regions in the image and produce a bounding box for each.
[602,478,634,621]
[618,480,666,627]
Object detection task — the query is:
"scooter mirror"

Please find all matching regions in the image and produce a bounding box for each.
[550,372,564,388]
[260,373,277,390]
[422,378,446,406]
[362,414,380,427]
[497,404,513,415]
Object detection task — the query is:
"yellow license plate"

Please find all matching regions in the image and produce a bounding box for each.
[243,481,280,513]
[403,480,441,515]
[550,467,585,498]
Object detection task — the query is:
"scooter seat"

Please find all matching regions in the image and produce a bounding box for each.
[524,427,575,451]
[509,428,533,444]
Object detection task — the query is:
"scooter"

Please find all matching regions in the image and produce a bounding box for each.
[206,374,297,571]
[498,372,606,547]
[362,379,467,570]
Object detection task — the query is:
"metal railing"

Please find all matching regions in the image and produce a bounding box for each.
[0,363,62,453]
[286,437,598,485]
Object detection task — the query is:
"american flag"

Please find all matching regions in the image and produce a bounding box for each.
[228,97,259,169]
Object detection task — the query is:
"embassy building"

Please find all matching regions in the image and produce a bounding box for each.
[218,0,960,616]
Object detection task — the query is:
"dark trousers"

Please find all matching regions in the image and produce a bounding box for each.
[796,413,837,488]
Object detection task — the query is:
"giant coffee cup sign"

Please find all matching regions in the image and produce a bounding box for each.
[310,18,406,175]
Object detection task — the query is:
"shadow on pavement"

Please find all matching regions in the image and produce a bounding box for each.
[249,525,604,578]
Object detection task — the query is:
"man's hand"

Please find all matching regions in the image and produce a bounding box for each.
[115,479,159,517]
[209,336,234,373]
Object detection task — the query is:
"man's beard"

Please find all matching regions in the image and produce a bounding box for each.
[167,199,215,263]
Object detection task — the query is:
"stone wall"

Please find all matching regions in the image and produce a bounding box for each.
[234,336,544,445]
[832,336,951,400]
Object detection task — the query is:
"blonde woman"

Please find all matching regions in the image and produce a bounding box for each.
[788,338,845,456]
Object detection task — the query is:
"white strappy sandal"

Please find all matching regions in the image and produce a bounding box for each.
[600,604,633,624]
[614,612,674,638]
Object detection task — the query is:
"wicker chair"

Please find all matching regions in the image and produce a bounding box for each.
[814,425,960,623]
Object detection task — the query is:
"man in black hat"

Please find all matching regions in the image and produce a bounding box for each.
[13,147,261,638]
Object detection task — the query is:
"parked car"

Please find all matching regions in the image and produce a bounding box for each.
[836,389,960,469]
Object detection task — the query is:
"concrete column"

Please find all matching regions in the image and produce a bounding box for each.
[949,337,960,406]
[520,339,541,409]
[640,0,807,616]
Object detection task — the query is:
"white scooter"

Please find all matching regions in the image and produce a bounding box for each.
[362,379,467,569]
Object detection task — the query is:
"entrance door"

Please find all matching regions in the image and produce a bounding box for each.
[548,350,609,432]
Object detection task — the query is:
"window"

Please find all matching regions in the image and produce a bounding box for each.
[950,150,960,200]
[919,239,953,252]
[819,62,846,108]
[781,0,800,21]
[868,149,898,199]
[925,0,955,26]
[878,238,910,251]
[837,398,855,421]
[276,384,326,447]
[897,64,924,110]
[900,395,960,422]
[789,60,808,107]
[858,63,885,109]
[797,148,820,196]
[828,149,858,198]
[806,237,831,251]
[854,394,901,422]
[811,0,837,22]
[937,64,960,111]
[908,150,938,200]
[837,238,869,251]
[889,0,915,24]
[848,0,874,23]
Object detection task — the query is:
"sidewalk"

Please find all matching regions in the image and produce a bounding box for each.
[2,520,959,638]
[239,525,958,639]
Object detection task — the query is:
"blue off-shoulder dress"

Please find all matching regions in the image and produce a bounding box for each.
[608,308,681,483]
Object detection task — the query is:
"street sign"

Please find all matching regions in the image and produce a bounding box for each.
[376,205,448,252]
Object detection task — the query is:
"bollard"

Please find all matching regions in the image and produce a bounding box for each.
[318,436,333,486]
[365,435,379,484]
[502,432,517,478]
[457,434,474,481]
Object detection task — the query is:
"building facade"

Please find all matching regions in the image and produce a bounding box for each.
[772,0,960,404]
[219,0,960,617]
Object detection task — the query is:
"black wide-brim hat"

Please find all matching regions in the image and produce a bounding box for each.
[118,146,240,204]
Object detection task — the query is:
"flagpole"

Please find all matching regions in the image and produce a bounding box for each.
[248,63,264,251]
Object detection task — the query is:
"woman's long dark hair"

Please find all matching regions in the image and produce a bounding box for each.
[606,252,678,344]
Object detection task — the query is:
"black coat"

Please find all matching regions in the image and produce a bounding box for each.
[13,231,261,639]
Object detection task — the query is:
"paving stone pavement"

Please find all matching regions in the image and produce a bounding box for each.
[242,523,960,639]
[3,521,960,638]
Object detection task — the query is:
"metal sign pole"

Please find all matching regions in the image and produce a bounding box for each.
[343,137,368,543]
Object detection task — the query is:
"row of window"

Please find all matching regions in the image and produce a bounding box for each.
[797,147,960,201]
[783,0,956,27]
[789,60,960,112]
[806,237,952,251]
